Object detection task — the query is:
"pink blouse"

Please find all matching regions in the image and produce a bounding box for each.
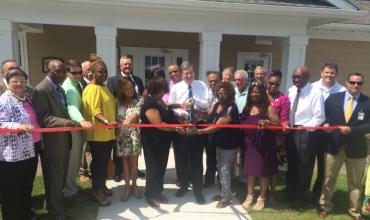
[22,100,42,143]
[270,92,290,124]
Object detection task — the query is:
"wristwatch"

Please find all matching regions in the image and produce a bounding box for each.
[103,119,109,125]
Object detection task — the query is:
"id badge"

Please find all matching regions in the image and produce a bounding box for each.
[358,112,365,120]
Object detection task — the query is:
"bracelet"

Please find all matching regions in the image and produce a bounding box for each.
[103,119,109,125]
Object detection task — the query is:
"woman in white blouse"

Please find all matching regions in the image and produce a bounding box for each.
[0,68,38,220]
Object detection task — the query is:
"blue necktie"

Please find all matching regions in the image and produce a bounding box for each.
[56,86,67,110]
[188,85,194,123]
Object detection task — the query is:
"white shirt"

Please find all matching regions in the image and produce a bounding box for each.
[312,79,346,101]
[168,80,210,117]
[288,83,325,127]
[235,87,248,114]
[2,78,8,88]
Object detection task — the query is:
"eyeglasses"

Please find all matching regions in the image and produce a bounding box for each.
[70,71,82,75]
[268,82,280,87]
[9,80,27,85]
[348,81,363,86]
[251,82,261,87]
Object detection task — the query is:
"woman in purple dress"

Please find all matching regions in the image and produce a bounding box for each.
[266,70,290,204]
[241,82,280,211]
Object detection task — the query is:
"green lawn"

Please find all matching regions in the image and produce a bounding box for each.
[232,172,358,220]
[0,177,98,220]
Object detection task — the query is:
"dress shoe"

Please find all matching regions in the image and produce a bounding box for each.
[146,198,160,208]
[137,170,146,178]
[120,186,131,202]
[317,209,330,218]
[175,188,188,197]
[195,193,206,204]
[351,216,362,220]
[103,186,113,197]
[252,196,265,211]
[242,195,253,209]
[93,189,111,207]
[156,194,169,204]
[131,185,143,199]
[113,175,122,182]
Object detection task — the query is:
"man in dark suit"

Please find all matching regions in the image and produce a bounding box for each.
[318,72,370,220]
[33,60,74,220]
[107,56,144,182]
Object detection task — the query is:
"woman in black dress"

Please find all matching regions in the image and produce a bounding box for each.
[141,78,185,208]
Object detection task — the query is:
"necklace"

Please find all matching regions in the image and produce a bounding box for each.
[10,91,27,101]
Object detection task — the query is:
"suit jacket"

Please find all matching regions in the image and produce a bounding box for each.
[325,91,370,158]
[80,78,88,90]
[107,74,144,97]
[32,78,72,159]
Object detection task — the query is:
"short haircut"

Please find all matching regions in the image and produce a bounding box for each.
[234,69,248,80]
[222,66,235,73]
[66,59,81,72]
[347,72,364,81]
[119,56,133,65]
[254,66,266,73]
[1,59,17,73]
[207,71,220,77]
[268,69,283,79]
[6,68,28,83]
[322,63,338,72]
[180,61,194,72]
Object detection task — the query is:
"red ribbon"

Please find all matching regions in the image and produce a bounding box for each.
[0,123,341,133]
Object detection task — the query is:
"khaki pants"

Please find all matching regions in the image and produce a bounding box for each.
[319,147,366,217]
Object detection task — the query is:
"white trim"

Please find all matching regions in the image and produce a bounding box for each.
[18,30,29,75]
[313,23,370,31]
[236,52,273,73]
[308,28,370,42]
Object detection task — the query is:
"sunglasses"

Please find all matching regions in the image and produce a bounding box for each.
[70,71,82,75]
[268,82,280,87]
[348,81,363,86]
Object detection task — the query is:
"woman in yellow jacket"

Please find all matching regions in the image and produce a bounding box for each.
[83,54,117,207]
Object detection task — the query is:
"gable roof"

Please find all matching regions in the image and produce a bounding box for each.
[341,0,370,25]
[200,0,337,8]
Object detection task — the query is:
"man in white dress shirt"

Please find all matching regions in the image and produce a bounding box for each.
[311,63,345,202]
[286,66,325,208]
[168,62,210,204]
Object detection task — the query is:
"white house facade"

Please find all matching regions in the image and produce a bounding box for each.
[0,0,369,93]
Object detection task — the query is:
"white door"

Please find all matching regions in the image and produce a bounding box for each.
[121,47,188,82]
[237,52,272,81]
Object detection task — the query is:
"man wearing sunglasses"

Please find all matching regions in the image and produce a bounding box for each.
[311,63,346,203]
[62,59,92,203]
[319,72,370,220]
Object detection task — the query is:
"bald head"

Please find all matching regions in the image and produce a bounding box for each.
[292,66,310,88]
[48,60,66,84]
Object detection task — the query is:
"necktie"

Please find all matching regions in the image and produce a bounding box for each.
[77,83,83,96]
[289,88,301,127]
[188,85,194,123]
[344,96,354,123]
[56,86,67,110]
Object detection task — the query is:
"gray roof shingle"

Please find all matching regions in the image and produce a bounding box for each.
[340,0,370,25]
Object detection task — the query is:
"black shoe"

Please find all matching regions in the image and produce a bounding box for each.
[202,180,215,188]
[195,193,205,204]
[113,175,122,182]
[156,194,169,204]
[137,170,146,178]
[175,188,188,198]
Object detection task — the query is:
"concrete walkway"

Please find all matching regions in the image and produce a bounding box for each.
[96,149,251,220]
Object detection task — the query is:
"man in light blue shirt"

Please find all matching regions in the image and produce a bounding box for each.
[234,69,249,114]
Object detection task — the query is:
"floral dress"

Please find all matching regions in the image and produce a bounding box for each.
[116,96,143,157]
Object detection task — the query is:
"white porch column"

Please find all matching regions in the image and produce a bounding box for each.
[199,32,222,82]
[0,19,20,64]
[94,25,117,77]
[281,35,309,92]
